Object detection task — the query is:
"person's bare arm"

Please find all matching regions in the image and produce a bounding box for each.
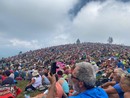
[42,75,44,79]
[104,86,118,94]
[124,92,130,98]
[27,79,35,86]
[46,82,56,98]
[46,73,56,98]
[101,81,116,88]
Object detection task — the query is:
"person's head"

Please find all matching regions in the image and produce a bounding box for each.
[57,70,63,77]
[10,70,14,73]
[120,73,130,92]
[71,62,96,92]
[32,70,39,77]
[4,70,11,77]
[112,68,124,82]
[43,67,49,76]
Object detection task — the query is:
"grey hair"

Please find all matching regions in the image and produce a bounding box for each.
[75,62,96,88]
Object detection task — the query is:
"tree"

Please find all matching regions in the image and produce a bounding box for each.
[19,51,22,55]
[76,39,80,44]
[107,37,113,44]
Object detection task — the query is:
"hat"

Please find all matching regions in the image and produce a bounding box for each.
[32,70,39,77]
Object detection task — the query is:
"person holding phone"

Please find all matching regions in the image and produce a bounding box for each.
[46,62,108,98]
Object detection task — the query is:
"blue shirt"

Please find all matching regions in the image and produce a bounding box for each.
[2,77,14,85]
[42,75,50,85]
[127,68,130,73]
[60,78,69,93]
[117,62,124,70]
[113,83,124,98]
[69,87,108,98]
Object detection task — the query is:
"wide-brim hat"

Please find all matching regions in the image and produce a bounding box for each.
[32,70,39,77]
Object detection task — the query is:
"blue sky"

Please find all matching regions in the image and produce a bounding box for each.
[0,0,130,58]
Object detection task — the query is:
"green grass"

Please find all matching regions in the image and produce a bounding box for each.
[16,80,41,98]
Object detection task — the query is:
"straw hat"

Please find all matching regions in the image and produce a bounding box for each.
[32,70,39,77]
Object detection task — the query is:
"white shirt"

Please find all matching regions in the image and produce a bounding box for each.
[32,75,42,88]
[9,73,14,79]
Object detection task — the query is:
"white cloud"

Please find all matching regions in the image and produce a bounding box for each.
[9,39,42,49]
[52,34,70,45]
[0,0,77,39]
[70,0,130,44]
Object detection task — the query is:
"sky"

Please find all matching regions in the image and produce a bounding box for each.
[0,0,130,58]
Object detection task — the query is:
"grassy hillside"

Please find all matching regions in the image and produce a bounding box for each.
[16,80,40,98]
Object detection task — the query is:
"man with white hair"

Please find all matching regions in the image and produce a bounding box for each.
[46,62,108,98]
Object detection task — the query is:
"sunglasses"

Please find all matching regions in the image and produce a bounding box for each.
[125,73,130,78]
[71,74,79,81]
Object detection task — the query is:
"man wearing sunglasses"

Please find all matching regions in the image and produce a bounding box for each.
[46,62,108,98]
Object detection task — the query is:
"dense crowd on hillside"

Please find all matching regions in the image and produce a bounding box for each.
[0,42,130,98]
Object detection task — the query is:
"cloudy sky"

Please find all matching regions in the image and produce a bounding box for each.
[0,0,130,58]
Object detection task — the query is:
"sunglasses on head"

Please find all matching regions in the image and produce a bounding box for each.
[125,73,130,78]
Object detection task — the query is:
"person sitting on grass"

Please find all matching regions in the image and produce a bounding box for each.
[31,73,67,98]
[25,70,42,91]
[2,70,14,85]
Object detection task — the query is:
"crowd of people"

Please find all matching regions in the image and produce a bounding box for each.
[0,42,130,98]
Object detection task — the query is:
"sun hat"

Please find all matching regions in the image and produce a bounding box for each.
[32,70,39,77]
